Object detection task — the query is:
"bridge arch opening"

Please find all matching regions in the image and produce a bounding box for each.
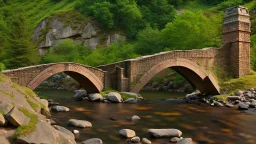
[27,63,104,93]
[131,59,220,94]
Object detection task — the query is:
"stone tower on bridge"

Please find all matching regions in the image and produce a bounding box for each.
[222,6,251,77]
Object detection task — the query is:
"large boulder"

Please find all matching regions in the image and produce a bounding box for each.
[53,125,75,139]
[238,102,249,110]
[88,93,103,102]
[177,138,193,144]
[0,113,6,126]
[68,119,92,128]
[72,89,87,101]
[51,106,70,112]
[119,129,136,138]
[0,101,13,114]
[148,129,182,138]
[17,121,76,144]
[81,138,103,144]
[124,98,137,104]
[107,92,122,103]
[5,107,30,127]
[0,136,10,144]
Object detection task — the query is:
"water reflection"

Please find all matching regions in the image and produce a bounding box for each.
[36,89,256,144]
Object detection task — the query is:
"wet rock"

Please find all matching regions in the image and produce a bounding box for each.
[0,113,6,126]
[109,117,117,121]
[227,96,240,101]
[238,102,249,110]
[88,93,103,102]
[214,101,224,107]
[148,129,182,138]
[107,92,122,103]
[73,130,79,134]
[119,129,136,138]
[81,138,103,144]
[46,119,57,125]
[68,119,92,128]
[170,137,181,143]
[131,136,140,143]
[17,121,76,144]
[249,102,256,108]
[124,98,137,104]
[0,101,13,114]
[131,115,140,121]
[250,88,255,91]
[72,89,87,101]
[53,125,75,139]
[235,90,243,96]
[5,107,30,127]
[0,136,10,144]
[51,106,70,112]
[48,101,60,106]
[48,99,54,102]
[142,138,151,144]
[234,100,241,105]
[225,103,234,108]
[177,138,192,144]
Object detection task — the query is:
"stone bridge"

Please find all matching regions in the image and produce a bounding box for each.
[2,63,105,93]
[2,6,251,95]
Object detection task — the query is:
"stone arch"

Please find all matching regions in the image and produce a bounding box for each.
[131,58,220,94]
[27,63,104,93]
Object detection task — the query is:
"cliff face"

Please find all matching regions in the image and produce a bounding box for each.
[33,11,126,55]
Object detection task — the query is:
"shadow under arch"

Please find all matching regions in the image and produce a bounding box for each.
[131,58,220,94]
[27,63,104,93]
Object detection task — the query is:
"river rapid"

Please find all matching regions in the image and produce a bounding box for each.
[36,89,256,144]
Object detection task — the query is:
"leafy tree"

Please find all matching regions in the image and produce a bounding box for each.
[161,11,221,50]
[3,13,40,69]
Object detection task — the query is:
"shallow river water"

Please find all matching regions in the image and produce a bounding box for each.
[36,89,256,144]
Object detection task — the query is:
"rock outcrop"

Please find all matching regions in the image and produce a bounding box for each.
[33,11,126,55]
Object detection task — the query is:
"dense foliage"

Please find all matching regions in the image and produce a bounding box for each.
[0,0,255,73]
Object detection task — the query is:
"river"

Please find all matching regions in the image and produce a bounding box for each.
[36,89,256,144]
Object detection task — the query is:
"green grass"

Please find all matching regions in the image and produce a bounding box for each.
[26,99,39,112]
[11,108,38,139]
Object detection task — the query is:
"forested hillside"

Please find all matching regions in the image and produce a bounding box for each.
[0,0,256,72]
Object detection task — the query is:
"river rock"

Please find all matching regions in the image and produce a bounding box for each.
[0,101,13,114]
[48,101,60,106]
[72,89,87,101]
[124,98,137,104]
[17,121,76,144]
[225,103,234,108]
[53,125,75,139]
[5,107,30,127]
[107,92,122,103]
[0,113,6,126]
[170,137,181,143]
[131,136,140,143]
[238,102,248,110]
[177,138,192,144]
[88,93,103,102]
[249,102,256,108]
[235,90,243,96]
[227,96,240,101]
[131,115,140,121]
[68,119,92,128]
[119,129,136,138]
[51,106,70,112]
[148,129,182,138]
[81,138,103,144]
[73,130,79,134]
[214,101,224,107]
[0,136,10,144]
[142,138,151,144]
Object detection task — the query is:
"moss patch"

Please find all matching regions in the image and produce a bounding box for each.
[0,90,15,98]
[11,108,38,139]
[0,110,5,115]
